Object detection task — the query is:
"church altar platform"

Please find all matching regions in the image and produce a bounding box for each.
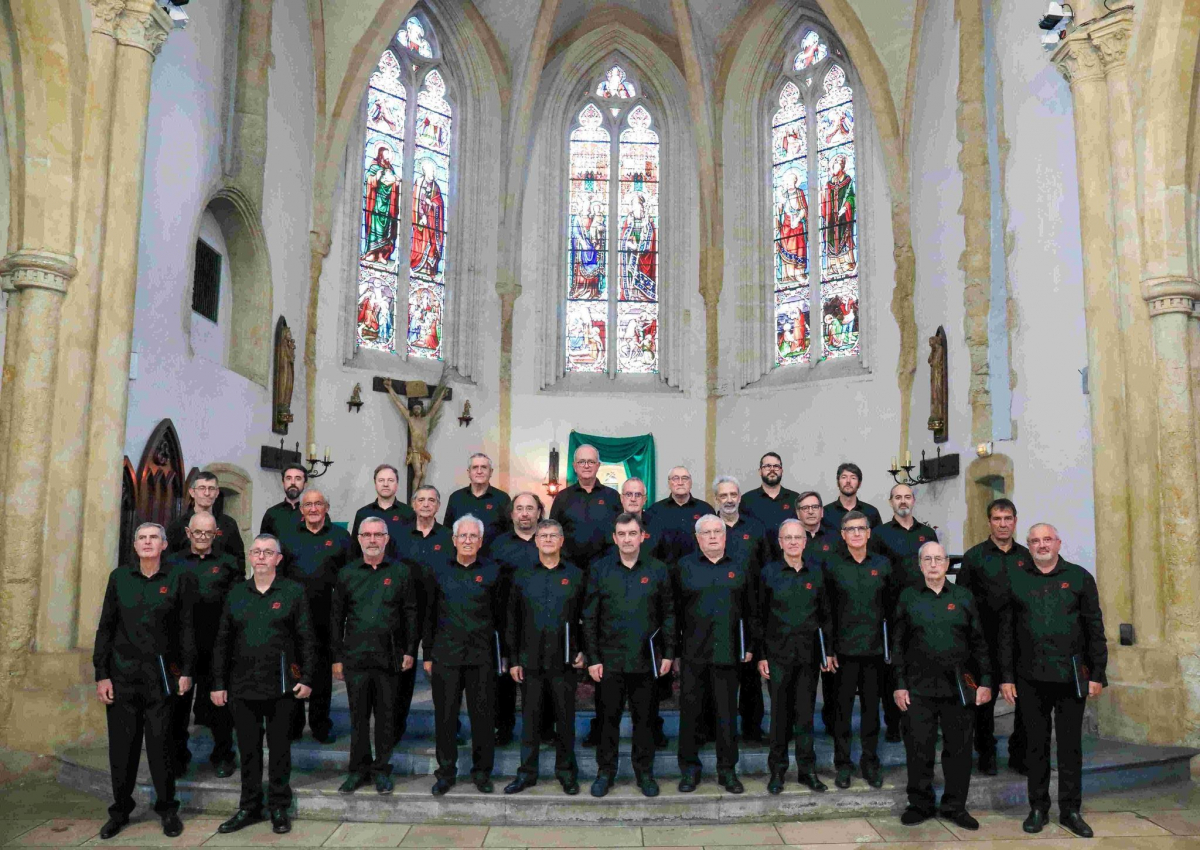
[57,682,1197,824]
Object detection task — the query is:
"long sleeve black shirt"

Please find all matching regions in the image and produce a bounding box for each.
[549,482,621,568]
[423,557,504,666]
[583,552,676,673]
[211,576,317,700]
[722,515,771,583]
[280,519,352,640]
[443,486,512,554]
[505,560,585,672]
[164,549,243,672]
[871,518,939,591]
[821,497,883,532]
[758,559,833,666]
[802,528,843,566]
[892,582,991,697]
[957,538,1032,638]
[1000,557,1107,686]
[490,530,540,576]
[260,500,300,538]
[825,550,895,656]
[739,486,801,539]
[671,550,757,666]
[644,496,716,564]
[350,499,416,558]
[393,521,453,653]
[167,507,245,563]
[330,558,421,670]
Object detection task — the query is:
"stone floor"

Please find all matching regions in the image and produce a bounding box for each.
[2,776,1199,849]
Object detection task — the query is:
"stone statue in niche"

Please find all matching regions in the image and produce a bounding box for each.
[272,316,296,435]
[383,375,449,491]
[928,325,948,444]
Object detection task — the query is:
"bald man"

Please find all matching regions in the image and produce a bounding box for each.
[550,445,621,571]
[645,466,716,564]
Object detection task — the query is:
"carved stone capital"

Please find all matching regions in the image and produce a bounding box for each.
[1148,296,1195,317]
[89,0,126,37]
[1052,33,1105,86]
[0,250,77,295]
[115,0,171,57]
[1088,9,1134,72]
[1143,275,1200,312]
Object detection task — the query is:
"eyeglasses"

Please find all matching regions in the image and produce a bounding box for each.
[797,504,822,512]
[301,502,325,509]
[760,463,783,470]
[696,529,724,536]
[779,534,805,542]
[192,485,219,494]
[188,530,217,538]
[358,532,388,539]
[249,548,279,558]
[843,526,869,534]
[668,475,691,482]
[456,533,482,541]
[576,459,599,466]
[919,556,948,564]
[622,492,646,499]
[535,533,563,541]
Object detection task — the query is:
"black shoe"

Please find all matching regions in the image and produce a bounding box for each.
[835,766,852,789]
[217,809,263,834]
[1059,811,1094,838]
[474,776,494,793]
[431,778,455,796]
[767,771,785,795]
[313,731,337,744]
[638,775,659,798]
[161,814,183,838]
[590,775,614,797]
[99,818,127,840]
[339,773,370,794]
[900,807,933,826]
[213,758,237,779]
[979,751,998,776]
[797,772,827,792]
[718,771,744,794]
[582,721,600,747]
[270,809,291,835]
[885,727,902,743]
[944,810,979,830]
[495,727,514,747]
[1022,809,1049,834]
[653,718,669,749]
[560,776,580,796]
[861,762,883,788]
[375,774,394,795]
[677,771,699,793]
[504,775,537,794]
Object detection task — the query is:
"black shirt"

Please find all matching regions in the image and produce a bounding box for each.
[871,517,939,591]
[1000,557,1107,686]
[802,527,843,566]
[821,497,883,532]
[892,582,991,697]
[164,549,243,669]
[722,515,771,582]
[957,538,1032,631]
[739,485,801,538]
[280,518,352,638]
[672,550,757,666]
[211,576,317,700]
[394,521,454,651]
[260,499,300,538]
[93,562,197,690]
[550,481,622,568]
[330,558,421,671]
[350,499,416,558]
[583,552,676,673]
[423,557,504,666]
[825,549,895,656]
[505,560,585,672]
[167,508,245,564]
[490,530,540,577]
[443,486,512,554]
[758,559,834,666]
[644,495,716,563]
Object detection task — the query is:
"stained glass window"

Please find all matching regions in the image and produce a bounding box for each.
[356,13,451,360]
[772,29,860,366]
[566,71,660,376]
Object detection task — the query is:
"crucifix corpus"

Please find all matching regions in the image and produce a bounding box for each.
[374,373,452,494]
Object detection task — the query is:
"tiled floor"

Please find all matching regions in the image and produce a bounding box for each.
[1,779,1199,848]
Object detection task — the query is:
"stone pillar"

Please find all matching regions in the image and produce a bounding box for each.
[76,0,171,645]
[38,0,126,652]
[1052,34,1132,638]
[228,0,273,205]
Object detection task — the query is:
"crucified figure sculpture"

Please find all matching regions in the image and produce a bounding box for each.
[383,376,448,490]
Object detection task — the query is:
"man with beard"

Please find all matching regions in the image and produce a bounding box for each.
[822,463,882,532]
[260,465,307,539]
[740,452,800,558]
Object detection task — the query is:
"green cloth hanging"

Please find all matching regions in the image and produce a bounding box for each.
[565,431,657,503]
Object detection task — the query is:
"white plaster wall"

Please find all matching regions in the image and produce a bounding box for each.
[126,0,317,528]
[906,0,1094,565]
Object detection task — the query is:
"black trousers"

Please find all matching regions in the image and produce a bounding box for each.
[431,663,495,781]
[738,659,765,736]
[393,666,417,742]
[290,645,332,739]
[834,654,884,769]
[1019,678,1086,812]
[231,696,294,811]
[171,673,235,765]
[105,684,177,819]
[903,694,974,815]
[598,672,656,779]
[820,668,838,731]
[345,668,399,777]
[517,671,577,780]
[496,672,517,734]
[975,682,1026,762]
[767,661,818,774]
[678,663,740,774]
[882,665,902,735]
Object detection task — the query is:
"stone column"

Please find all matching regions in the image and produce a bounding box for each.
[1090,11,1164,645]
[37,0,126,652]
[1052,34,1132,638]
[76,0,171,644]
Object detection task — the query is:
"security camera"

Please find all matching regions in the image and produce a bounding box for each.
[1039,2,1073,30]
[1040,29,1066,45]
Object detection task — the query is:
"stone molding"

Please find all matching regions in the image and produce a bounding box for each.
[0,250,77,295]
[1052,33,1105,86]
[114,0,170,57]
[89,0,126,38]
[1143,275,1200,315]
[1087,10,1134,72]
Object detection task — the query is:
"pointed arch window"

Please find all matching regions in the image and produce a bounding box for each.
[771,29,860,367]
[566,64,661,376]
[356,15,452,360]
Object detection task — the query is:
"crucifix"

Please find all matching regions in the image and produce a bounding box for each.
[373,375,452,496]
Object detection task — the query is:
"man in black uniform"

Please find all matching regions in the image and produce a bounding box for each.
[281,489,352,742]
[584,513,675,798]
[645,466,715,564]
[423,515,504,795]
[444,453,512,554]
[957,497,1029,775]
[758,519,836,794]
[674,514,756,794]
[166,513,241,778]
[550,444,621,571]
[350,464,416,555]
[892,541,991,831]
[504,520,586,795]
[260,465,307,538]
[739,452,800,557]
[713,475,770,744]
[211,534,316,836]
[1001,523,1106,838]
[331,517,419,795]
[795,490,841,735]
[826,510,893,789]
[822,463,883,532]
[94,523,194,840]
[166,471,245,563]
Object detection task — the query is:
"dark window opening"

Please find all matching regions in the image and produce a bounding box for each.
[192,240,221,322]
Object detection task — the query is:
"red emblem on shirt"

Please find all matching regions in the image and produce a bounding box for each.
[805,582,813,590]
[384,578,392,586]
[822,544,830,551]
[742,534,750,540]
[561,578,569,586]
[1061,581,1070,589]
[693,514,700,520]
[597,499,605,505]
[727,571,735,579]
[870,569,878,576]
[434,544,442,551]
[475,575,483,583]
[289,663,302,679]
[1018,560,1025,567]
[272,602,281,609]
[392,515,400,521]
[947,603,956,611]
[159,586,168,594]
[918,536,926,542]
[642,532,650,541]
[486,504,494,510]
[782,504,791,510]
[211,566,220,574]
[324,540,333,548]
[640,577,649,584]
